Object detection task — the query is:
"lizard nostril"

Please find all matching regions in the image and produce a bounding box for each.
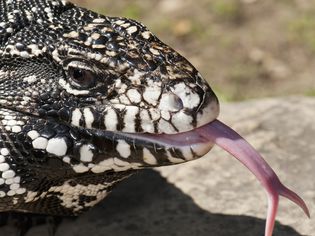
[159,93,184,112]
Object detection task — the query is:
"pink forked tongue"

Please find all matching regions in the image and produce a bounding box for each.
[197,119,310,236]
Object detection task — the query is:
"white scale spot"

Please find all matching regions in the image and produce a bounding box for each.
[99,158,114,167]
[127,26,138,34]
[143,86,161,106]
[0,163,9,172]
[161,111,171,120]
[20,51,30,58]
[172,83,200,109]
[149,48,160,55]
[158,119,176,134]
[44,7,52,13]
[46,138,68,156]
[13,176,20,183]
[104,108,118,131]
[149,108,161,121]
[141,31,151,39]
[123,106,139,132]
[80,145,94,163]
[64,31,79,38]
[143,148,157,165]
[63,156,71,164]
[140,110,154,133]
[121,23,131,28]
[32,137,48,150]
[11,126,21,133]
[10,183,20,190]
[23,75,38,83]
[6,120,17,126]
[2,170,15,179]
[113,158,131,169]
[6,27,13,33]
[172,112,193,132]
[93,18,105,23]
[83,108,94,128]
[0,148,9,156]
[24,191,38,203]
[0,191,4,198]
[16,188,26,194]
[91,165,110,174]
[116,140,131,158]
[0,155,5,163]
[73,164,89,173]
[91,158,114,173]
[127,89,142,104]
[27,130,39,140]
[71,108,82,127]
[4,115,14,120]
[115,20,125,25]
[7,190,15,196]
[5,178,14,185]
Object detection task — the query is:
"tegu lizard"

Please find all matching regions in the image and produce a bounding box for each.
[0,0,309,236]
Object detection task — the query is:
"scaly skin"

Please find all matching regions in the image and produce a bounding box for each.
[0,0,219,215]
[0,1,309,235]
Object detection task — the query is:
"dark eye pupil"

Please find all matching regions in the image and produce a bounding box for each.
[68,67,96,89]
[72,69,85,81]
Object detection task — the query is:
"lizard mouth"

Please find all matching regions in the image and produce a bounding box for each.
[0,101,309,236]
[124,119,310,236]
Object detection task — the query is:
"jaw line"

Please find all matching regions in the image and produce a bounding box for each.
[0,105,309,235]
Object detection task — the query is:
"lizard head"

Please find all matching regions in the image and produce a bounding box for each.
[0,1,219,170]
[55,17,219,135]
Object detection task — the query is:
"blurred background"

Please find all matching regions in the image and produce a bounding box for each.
[71,0,315,102]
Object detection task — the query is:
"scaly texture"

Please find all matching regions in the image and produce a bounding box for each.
[0,0,219,215]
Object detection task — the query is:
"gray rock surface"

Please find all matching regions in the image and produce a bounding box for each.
[1,97,314,235]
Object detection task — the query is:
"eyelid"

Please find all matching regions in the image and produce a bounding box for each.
[66,61,94,72]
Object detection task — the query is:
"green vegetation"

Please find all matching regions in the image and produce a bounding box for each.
[121,3,142,19]
[306,89,315,97]
[288,14,315,52]
[91,3,142,19]
[209,0,244,23]
[229,63,261,84]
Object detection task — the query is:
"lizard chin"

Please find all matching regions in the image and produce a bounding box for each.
[123,119,310,236]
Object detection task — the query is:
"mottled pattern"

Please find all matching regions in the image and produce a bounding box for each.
[0,0,219,215]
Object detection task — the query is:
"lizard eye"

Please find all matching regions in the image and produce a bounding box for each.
[68,66,96,89]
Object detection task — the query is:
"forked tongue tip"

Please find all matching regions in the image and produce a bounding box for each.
[265,179,310,236]
[198,119,310,236]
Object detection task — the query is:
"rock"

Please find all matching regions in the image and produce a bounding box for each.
[1,97,314,235]
[159,96,315,235]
